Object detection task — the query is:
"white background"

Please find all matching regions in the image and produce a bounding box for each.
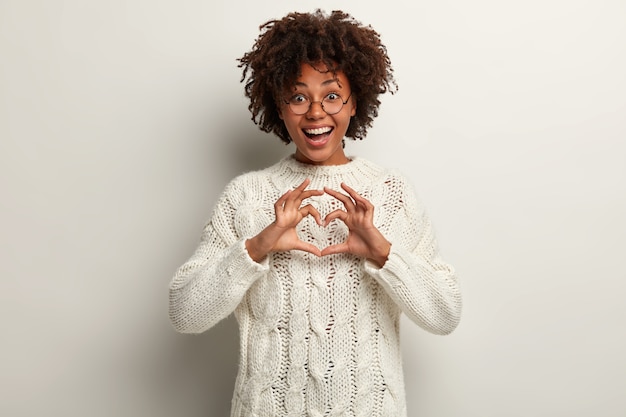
[1,0,625,416]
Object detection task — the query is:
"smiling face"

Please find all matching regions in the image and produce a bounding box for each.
[278,63,356,166]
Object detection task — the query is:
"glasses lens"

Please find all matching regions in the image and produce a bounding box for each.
[289,98,309,115]
[287,94,346,115]
[322,94,342,115]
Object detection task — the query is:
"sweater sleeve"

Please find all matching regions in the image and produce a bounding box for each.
[168,182,270,334]
[364,178,462,335]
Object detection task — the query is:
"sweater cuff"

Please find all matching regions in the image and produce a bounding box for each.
[364,244,423,288]
[230,238,270,288]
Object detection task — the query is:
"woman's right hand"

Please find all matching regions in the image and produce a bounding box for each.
[245,178,323,262]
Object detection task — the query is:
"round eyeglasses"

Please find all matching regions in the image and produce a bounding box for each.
[284,92,352,115]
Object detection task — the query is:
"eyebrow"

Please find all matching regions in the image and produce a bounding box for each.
[294,78,341,88]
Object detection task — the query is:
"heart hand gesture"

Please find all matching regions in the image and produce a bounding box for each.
[246,179,324,262]
[321,183,391,267]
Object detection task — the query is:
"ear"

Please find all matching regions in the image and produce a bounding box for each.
[277,105,284,120]
[350,97,357,117]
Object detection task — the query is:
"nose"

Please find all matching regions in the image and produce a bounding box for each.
[306,101,326,119]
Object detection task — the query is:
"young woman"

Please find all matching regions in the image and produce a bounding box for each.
[169,10,462,417]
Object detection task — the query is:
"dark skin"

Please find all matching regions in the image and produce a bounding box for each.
[321,182,391,267]
[245,62,391,267]
[245,179,391,268]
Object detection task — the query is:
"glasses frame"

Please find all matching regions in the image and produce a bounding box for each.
[283,92,353,116]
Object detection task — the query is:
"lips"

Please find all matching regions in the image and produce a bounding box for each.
[304,126,333,136]
[303,126,334,147]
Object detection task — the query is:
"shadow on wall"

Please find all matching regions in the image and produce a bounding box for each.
[163,109,292,416]
[159,316,240,417]
[216,110,293,179]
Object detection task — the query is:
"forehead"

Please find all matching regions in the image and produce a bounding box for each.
[293,63,350,90]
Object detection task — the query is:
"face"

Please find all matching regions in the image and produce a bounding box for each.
[278,63,356,166]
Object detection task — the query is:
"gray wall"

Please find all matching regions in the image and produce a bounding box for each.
[1,1,624,416]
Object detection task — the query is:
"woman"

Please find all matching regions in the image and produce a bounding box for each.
[169,10,462,416]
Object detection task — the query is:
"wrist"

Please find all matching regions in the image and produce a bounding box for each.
[245,223,283,262]
[369,241,391,268]
[245,237,265,263]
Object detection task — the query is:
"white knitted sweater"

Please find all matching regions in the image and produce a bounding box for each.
[169,155,461,417]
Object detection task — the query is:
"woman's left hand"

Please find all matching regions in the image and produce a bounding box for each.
[321,183,391,267]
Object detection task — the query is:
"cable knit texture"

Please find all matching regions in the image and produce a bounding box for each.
[169,155,461,417]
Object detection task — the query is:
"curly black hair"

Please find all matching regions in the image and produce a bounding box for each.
[238,9,397,144]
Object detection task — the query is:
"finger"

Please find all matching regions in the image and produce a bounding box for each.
[341,183,373,210]
[324,209,348,225]
[292,178,315,197]
[275,189,293,210]
[283,190,323,214]
[283,188,307,212]
[299,204,323,226]
[295,178,311,190]
[285,179,318,207]
[293,241,322,257]
[324,187,355,211]
[321,243,350,257]
[299,189,325,201]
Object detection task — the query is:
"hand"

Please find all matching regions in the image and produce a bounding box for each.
[246,179,324,262]
[321,183,391,267]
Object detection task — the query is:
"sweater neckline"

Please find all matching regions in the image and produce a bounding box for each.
[268,154,384,189]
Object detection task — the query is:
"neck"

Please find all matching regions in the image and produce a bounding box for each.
[293,151,350,166]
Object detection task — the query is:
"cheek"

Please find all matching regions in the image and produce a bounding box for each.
[281,113,302,130]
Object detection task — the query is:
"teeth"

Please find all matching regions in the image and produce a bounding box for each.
[304,127,332,135]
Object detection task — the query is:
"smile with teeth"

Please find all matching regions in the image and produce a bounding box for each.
[304,126,333,139]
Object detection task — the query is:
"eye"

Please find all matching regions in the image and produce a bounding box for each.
[325,92,341,102]
[289,94,309,105]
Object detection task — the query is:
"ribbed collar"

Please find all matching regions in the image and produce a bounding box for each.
[267,154,385,190]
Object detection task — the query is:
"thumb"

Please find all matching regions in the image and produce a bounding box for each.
[293,241,322,257]
[320,243,350,257]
